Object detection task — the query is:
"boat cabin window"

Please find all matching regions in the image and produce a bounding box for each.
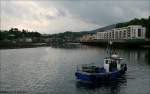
[109,60,117,72]
[111,60,116,64]
[105,60,109,64]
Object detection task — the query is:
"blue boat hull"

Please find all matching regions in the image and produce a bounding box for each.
[75,70,126,83]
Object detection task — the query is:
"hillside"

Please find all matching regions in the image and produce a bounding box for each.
[88,24,116,33]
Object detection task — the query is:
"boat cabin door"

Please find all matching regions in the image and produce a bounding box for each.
[104,59,120,72]
[104,59,110,72]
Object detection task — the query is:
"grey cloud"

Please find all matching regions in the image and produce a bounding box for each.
[57,9,66,17]
[1,0,149,34]
[1,1,42,22]
[58,0,149,25]
[45,9,67,20]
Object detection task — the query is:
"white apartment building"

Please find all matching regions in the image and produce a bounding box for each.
[95,25,146,40]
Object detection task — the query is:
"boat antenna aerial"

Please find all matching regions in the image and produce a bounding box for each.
[106,41,113,57]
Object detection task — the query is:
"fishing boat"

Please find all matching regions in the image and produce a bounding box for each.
[75,41,127,83]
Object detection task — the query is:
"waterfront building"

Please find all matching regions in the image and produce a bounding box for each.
[80,34,95,41]
[96,25,146,40]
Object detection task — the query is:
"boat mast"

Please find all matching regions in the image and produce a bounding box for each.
[107,41,112,57]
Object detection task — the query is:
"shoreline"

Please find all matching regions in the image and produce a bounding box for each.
[78,39,150,48]
[0,43,50,49]
[0,41,150,50]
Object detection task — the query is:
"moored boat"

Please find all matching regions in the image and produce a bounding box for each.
[75,42,127,83]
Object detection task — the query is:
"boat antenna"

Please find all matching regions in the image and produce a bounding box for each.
[106,41,112,57]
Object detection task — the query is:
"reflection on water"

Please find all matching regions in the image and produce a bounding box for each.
[145,50,150,65]
[50,43,81,49]
[76,76,127,90]
[51,43,96,49]
[111,48,150,65]
[0,44,150,94]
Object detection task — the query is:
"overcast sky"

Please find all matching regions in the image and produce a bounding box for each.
[1,0,150,34]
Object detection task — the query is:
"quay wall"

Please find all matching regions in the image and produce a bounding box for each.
[79,39,150,48]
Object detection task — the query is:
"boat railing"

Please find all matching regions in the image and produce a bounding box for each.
[76,63,100,73]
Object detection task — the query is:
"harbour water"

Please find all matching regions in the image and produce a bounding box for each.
[0,44,150,94]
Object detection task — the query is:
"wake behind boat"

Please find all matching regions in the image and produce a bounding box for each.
[75,42,127,83]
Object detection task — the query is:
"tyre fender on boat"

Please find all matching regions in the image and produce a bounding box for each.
[124,64,127,71]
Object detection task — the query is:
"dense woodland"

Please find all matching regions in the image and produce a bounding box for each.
[0,28,41,41]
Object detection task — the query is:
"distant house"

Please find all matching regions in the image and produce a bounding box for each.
[25,38,32,42]
[17,38,32,43]
[80,34,95,41]
[18,38,24,42]
[95,25,146,40]
[9,34,15,37]
[43,38,52,43]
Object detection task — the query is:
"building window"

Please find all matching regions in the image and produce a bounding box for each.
[112,31,114,39]
[104,33,106,39]
[127,28,130,38]
[138,29,141,37]
[123,30,126,38]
